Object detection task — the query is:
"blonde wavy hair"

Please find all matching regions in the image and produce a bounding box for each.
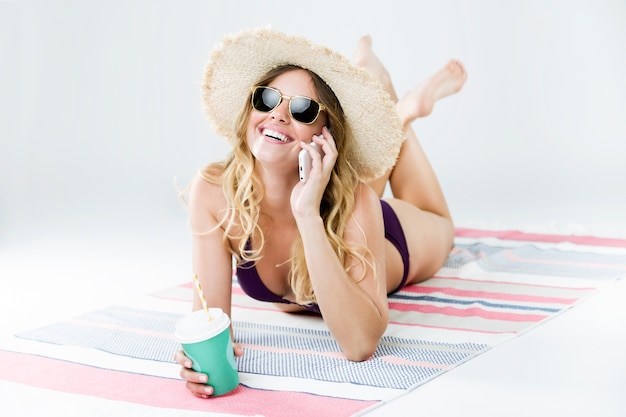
[197,65,374,306]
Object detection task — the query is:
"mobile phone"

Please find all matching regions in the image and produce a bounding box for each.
[298,142,324,182]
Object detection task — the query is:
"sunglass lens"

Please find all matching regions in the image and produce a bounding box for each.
[290,97,320,124]
[252,87,280,112]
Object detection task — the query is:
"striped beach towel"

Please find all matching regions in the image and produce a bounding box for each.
[1,228,625,416]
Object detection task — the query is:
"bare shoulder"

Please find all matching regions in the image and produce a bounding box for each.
[189,167,224,203]
[188,168,227,226]
[352,183,383,221]
[345,183,384,239]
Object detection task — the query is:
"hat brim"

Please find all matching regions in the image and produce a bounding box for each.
[202,27,404,181]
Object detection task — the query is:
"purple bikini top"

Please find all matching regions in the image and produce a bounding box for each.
[236,248,321,314]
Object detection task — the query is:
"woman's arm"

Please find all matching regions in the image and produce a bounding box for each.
[291,130,388,361]
[297,183,389,361]
[188,174,234,317]
[176,174,241,398]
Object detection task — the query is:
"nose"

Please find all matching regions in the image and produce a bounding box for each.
[270,99,290,123]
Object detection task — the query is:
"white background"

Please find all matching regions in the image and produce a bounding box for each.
[1,1,625,416]
[2,0,625,244]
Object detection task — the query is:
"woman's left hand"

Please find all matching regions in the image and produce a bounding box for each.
[290,126,337,219]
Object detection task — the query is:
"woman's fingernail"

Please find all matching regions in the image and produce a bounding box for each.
[199,374,208,383]
[204,386,214,395]
[185,361,192,368]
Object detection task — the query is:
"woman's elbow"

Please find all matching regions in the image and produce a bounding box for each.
[341,337,380,362]
[344,349,375,362]
[336,313,388,362]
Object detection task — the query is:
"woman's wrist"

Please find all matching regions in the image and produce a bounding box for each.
[294,214,324,231]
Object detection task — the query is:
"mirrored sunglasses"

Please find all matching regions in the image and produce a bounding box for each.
[251,86,326,125]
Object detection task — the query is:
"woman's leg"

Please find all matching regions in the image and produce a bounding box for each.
[353,35,466,285]
[395,59,467,127]
[353,35,465,218]
[353,35,396,196]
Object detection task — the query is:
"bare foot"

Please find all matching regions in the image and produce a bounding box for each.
[396,60,467,127]
[352,35,398,101]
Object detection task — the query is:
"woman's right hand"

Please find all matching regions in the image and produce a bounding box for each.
[291,126,337,220]
[174,344,244,399]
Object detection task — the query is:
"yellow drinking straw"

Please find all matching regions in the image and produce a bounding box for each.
[193,274,213,322]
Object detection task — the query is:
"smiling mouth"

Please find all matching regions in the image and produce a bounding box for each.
[263,128,291,143]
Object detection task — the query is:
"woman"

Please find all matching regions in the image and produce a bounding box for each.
[176,28,467,397]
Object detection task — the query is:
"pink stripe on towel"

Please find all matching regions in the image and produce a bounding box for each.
[0,350,376,417]
[455,228,626,247]
[379,355,451,369]
[388,302,548,323]
[402,285,577,305]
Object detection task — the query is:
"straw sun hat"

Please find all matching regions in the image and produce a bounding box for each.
[202,27,404,181]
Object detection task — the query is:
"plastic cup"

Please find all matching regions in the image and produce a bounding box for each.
[174,308,239,396]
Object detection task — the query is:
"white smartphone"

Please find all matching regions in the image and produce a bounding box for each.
[298,142,325,182]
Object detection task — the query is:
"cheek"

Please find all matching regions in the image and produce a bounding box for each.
[246,113,263,140]
[313,113,328,132]
[297,116,326,139]
[247,111,263,130]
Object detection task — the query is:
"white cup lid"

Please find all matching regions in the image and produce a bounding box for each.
[174,308,230,344]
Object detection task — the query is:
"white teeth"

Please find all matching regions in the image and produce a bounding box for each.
[263,128,289,142]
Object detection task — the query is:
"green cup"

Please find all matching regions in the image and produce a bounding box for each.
[174,308,239,396]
